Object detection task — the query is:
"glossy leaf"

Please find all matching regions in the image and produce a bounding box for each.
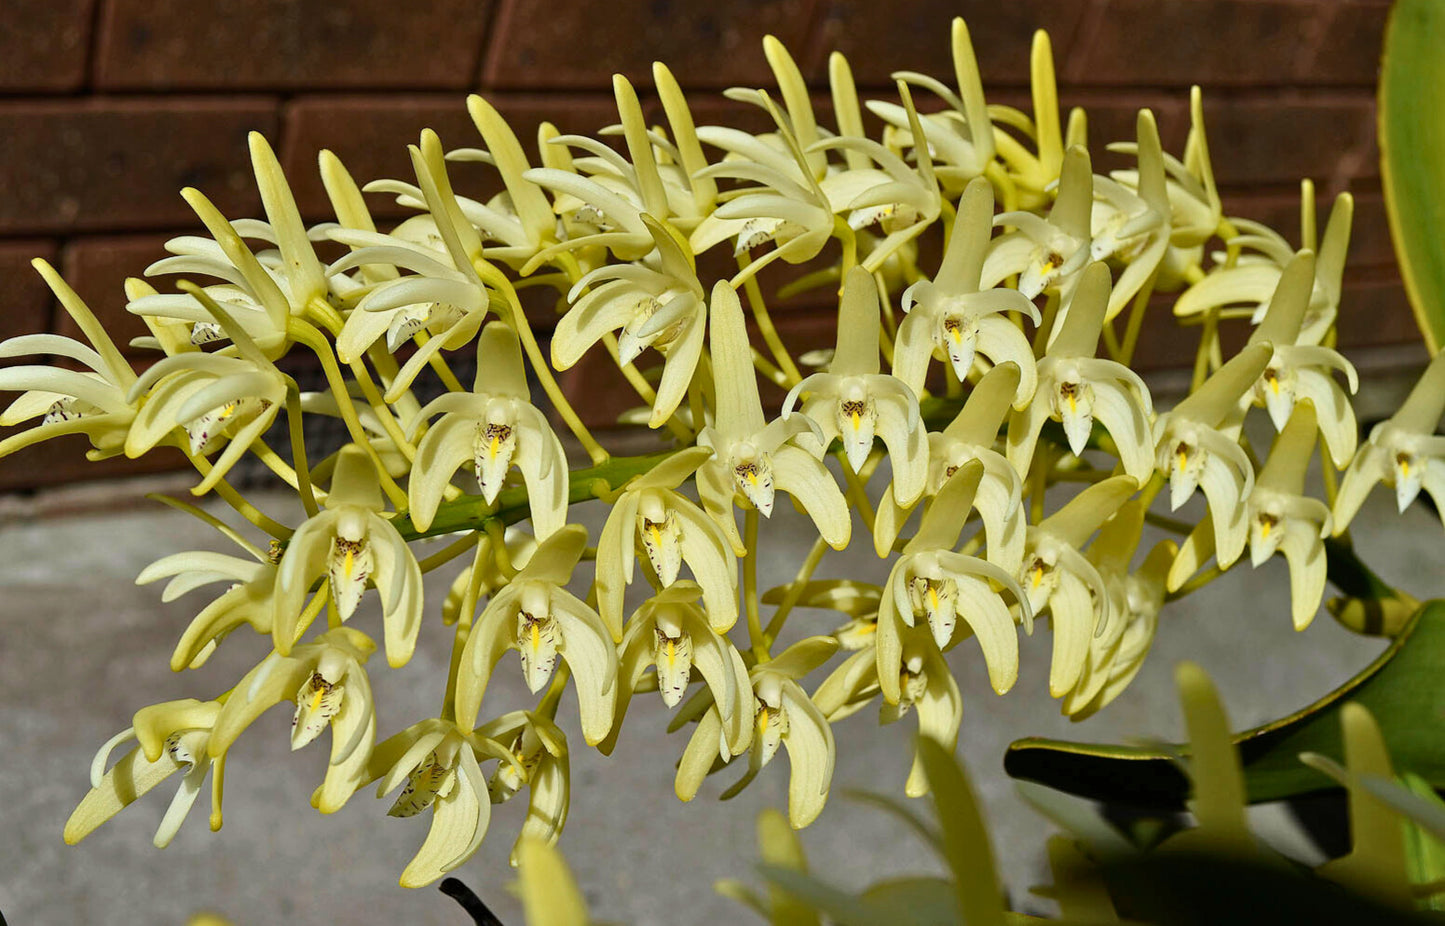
[1005,601,1445,808]
[1380,0,1445,351]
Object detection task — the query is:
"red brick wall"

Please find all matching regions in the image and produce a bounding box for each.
[0,0,1408,489]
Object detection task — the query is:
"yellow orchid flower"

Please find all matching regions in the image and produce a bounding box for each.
[407,322,568,537]
[594,446,738,637]
[676,637,837,828]
[893,177,1040,401]
[454,525,617,746]
[602,582,754,759]
[784,266,930,504]
[208,627,377,813]
[1334,349,1445,532]
[696,280,851,554]
[272,444,423,666]
[65,699,226,849]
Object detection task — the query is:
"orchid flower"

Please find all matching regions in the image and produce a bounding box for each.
[65,699,226,848]
[893,177,1039,402]
[138,536,279,672]
[595,446,739,638]
[550,215,707,429]
[869,18,995,193]
[1176,185,1352,347]
[676,637,837,828]
[407,322,568,538]
[1243,250,1359,467]
[1334,349,1445,532]
[875,362,1026,573]
[1154,342,1273,566]
[128,133,325,357]
[982,145,1093,299]
[688,92,835,283]
[455,525,617,746]
[1007,261,1156,480]
[812,81,942,272]
[696,281,850,555]
[815,620,963,797]
[332,131,493,397]
[783,266,929,504]
[0,260,138,462]
[1090,110,1170,320]
[1020,475,1139,698]
[123,291,287,494]
[519,75,691,264]
[1171,404,1331,630]
[367,718,500,888]
[478,710,571,864]
[208,627,377,813]
[1062,499,1173,718]
[875,461,1033,697]
[272,445,423,667]
[601,582,754,759]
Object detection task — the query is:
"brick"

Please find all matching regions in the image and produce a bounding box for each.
[1335,273,1425,351]
[1203,94,1377,188]
[281,96,482,219]
[809,0,1089,89]
[58,234,179,354]
[283,93,625,222]
[0,0,95,91]
[481,0,817,90]
[0,241,58,352]
[0,98,278,236]
[1070,0,1332,87]
[95,0,490,90]
[1297,3,1389,87]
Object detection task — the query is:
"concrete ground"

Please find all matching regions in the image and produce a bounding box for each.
[1,451,1438,925]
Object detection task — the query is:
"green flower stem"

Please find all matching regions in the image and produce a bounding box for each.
[743,508,767,662]
[762,535,830,649]
[1166,563,1225,601]
[474,261,609,466]
[1191,307,1220,392]
[1032,292,1061,357]
[1118,268,1157,366]
[484,518,517,580]
[285,386,320,517]
[249,437,306,494]
[597,331,694,443]
[836,455,877,534]
[442,537,489,723]
[417,531,481,573]
[1144,511,1194,535]
[346,357,416,460]
[183,449,293,539]
[1323,535,1402,602]
[736,257,804,387]
[412,330,467,393]
[750,347,789,388]
[833,216,859,279]
[288,319,410,510]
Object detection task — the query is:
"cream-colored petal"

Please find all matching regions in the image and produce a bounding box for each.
[779,680,835,828]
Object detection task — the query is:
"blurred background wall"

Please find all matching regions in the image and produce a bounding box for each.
[0,0,1414,491]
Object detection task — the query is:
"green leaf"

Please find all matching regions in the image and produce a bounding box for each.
[1004,601,1445,807]
[1380,0,1445,352]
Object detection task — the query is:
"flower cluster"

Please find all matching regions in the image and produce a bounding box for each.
[6,18,1432,888]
